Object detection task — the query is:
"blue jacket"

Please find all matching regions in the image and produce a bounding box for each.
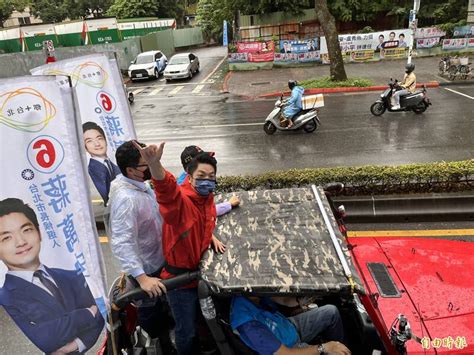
[0,267,104,354]
[230,297,299,350]
[88,158,121,204]
[283,86,304,118]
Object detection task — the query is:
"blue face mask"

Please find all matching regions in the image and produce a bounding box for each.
[194,179,216,196]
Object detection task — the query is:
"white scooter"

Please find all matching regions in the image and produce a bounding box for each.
[263,94,321,135]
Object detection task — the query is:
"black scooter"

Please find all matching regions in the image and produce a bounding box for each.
[370,79,431,116]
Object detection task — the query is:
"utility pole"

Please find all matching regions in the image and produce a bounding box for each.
[407,0,420,64]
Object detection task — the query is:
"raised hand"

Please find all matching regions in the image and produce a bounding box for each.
[132,141,165,167]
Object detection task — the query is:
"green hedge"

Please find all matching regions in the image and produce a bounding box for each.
[299,76,374,89]
[216,160,474,195]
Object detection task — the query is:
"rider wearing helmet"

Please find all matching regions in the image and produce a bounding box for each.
[282,80,304,128]
[392,63,416,110]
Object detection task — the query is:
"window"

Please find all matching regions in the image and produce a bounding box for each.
[18,17,31,25]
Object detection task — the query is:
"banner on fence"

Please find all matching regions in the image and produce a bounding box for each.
[415,27,446,39]
[442,38,468,50]
[0,75,106,354]
[31,54,136,206]
[382,47,408,58]
[279,38,319,53]
[416,38,441,48]
[236,41,274,62]
[349,49,375,61]
[274,51,321,63]
[453,25,474,38]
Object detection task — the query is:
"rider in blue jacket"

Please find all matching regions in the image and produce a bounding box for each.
[283,80,304,128]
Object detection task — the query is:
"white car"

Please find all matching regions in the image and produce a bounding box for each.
[164,53,200,82]
[128,50,167,81]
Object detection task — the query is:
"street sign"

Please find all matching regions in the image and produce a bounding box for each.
[223,20,228,47]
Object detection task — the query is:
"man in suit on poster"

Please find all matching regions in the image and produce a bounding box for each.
[0,198,104,354]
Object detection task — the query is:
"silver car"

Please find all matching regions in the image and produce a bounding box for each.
[164,53,200,82]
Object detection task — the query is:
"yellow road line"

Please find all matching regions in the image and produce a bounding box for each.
[99,229,474,243]
[99,236,109,243]
[347,229,474,238]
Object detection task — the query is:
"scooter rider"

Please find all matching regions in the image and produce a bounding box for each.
[283,80,304,128]
[392,63,416,110]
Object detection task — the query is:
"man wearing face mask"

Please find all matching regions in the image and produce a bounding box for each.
[108,140,175,353]
[133,141,224,355]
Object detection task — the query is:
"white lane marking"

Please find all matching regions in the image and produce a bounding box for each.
[160,78,165,82]
[131,88,145,95]
[200,56,227,84]
[168,86,184,96]
[435,74,450,83]
[192,85,205,94]
[190,123,262,128]
[444,87,474,100]
[148,87,164,96]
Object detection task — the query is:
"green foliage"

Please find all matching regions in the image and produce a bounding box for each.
[437,19,467,38]
[196,0,233,41]
[157,0,185,21]
[30,0,70,23]
[358,26,374,34]
[298,76,374,88]
[107,0,158,19]
[216,160,474,195]
[64,0,113,18]
[0,0,27,27]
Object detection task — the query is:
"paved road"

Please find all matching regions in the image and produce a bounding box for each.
[130,82,474,176]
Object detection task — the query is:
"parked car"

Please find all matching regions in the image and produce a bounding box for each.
[128,50,167,81]
[164,52,199,82]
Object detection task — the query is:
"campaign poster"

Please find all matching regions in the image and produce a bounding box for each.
[31,54,136,206]
[416,38,441,48]
[453,25,474,38]
[228,52,249,63]
[442,38,467,50]
[274,51,321,63]
[320,29,412,59]
[236,41,275,62]
[279,38,319,53]
[349,50,375,62]
[415,27,446,39]
[468,38,474,48]
[0,75,106,353]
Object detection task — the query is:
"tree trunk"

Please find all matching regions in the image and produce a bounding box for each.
[314,0,347,81]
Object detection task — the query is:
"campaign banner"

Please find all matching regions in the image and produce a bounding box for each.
[468,38,474,48]
[349,50,375,61]
[236,41,274,62]
[0,75,106,353]
[31,54,136,205]
[453,25,474,38]
[320,29,412,57]
[228,52,249,63]
[279,38,319,53]
[382,47,407,58]
[274,51,321,63]
[416,38,441,48]
[415,27,446,39]
[442,38,467,50]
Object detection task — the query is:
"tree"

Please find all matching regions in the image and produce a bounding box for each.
[0,0,28,27]
[107,0,159,19]
[30,0,69,23]
[315,0,347,80]
[64,0,113,19]
[196,0,233,41]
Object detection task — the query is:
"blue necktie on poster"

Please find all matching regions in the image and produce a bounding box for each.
[223,20,228,47]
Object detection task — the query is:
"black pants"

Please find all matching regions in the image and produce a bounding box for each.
[136,270,176,354]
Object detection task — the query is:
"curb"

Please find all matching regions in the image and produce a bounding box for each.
[259,82,440,98]
[439,80,474,86]
[333,193,474,223]
[222,71,233,93]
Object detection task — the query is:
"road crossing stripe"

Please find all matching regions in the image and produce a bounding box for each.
[168,86,184,96]
[192,85,205,94]
[131,88,145,95]
[347,229,474,238]
[148,87,164,96]
[444,88,474,100]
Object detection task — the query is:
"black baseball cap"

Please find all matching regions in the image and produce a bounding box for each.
[181,145,215,170]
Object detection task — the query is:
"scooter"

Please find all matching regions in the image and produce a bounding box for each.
[263,94,321,135]
[370,79,431,116]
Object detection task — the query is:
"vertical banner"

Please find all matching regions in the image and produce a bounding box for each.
[0,75,106,353]
[31,54,136,206]
[223,20,228,47]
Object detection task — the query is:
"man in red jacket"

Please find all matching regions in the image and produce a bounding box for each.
[133,141,224,355]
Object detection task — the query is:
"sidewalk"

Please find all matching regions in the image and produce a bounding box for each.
[225,56,450,98]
